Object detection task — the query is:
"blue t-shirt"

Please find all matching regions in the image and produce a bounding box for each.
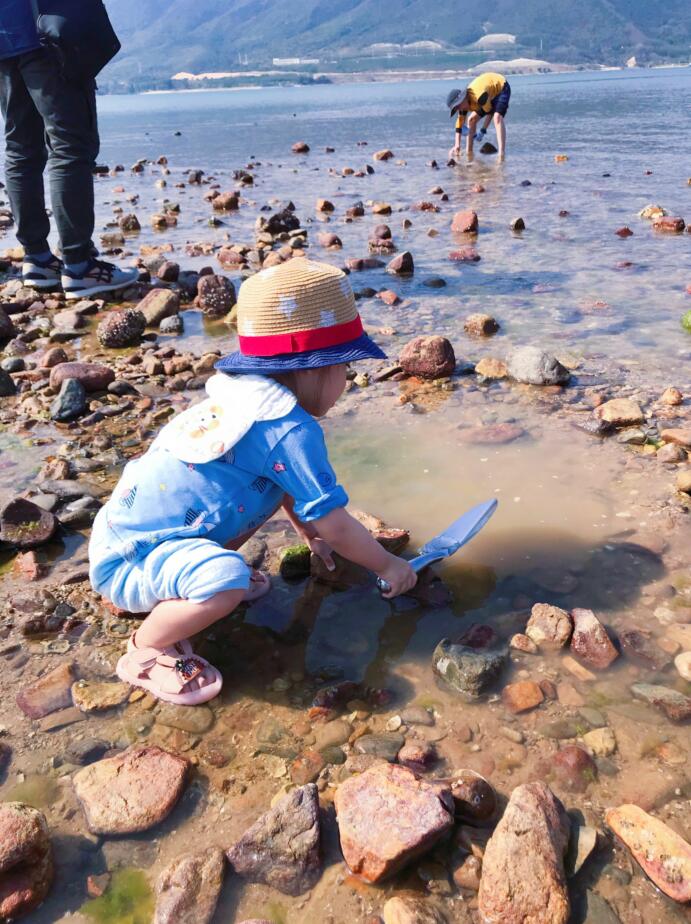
[89,403,348,584]
[0,0,40,60]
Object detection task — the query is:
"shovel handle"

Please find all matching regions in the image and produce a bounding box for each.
[376,577,392,594]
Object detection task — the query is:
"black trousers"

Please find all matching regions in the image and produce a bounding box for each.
[0,47,99,263]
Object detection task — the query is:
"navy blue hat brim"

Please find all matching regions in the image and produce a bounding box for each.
[215,332,387,375]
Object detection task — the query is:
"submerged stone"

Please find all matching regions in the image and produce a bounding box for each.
[74,746,189,834]
[0,802,53,921]
[400,336,455,379]
[0,497,57,549]
[432,637,506,700]
[16,662,75,718]
[335,763,454,883]
[606,804,691,902]
[570,608,618,670]
[478,782,570,924]
[154,848,225,924]
[507,346,570,385]
[226,784,321,896]
[631,683,691,722]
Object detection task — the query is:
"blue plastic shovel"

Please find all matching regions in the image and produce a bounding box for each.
[377,498,498,594]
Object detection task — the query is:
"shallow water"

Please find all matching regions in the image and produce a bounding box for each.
[0,69,690,924]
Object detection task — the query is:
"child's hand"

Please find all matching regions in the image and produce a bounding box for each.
[306,535,335,572]
[377,556,417,598]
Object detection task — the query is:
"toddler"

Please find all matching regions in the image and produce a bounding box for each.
[89,259,417,705]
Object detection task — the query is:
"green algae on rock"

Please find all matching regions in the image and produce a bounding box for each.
[82,868,154,924]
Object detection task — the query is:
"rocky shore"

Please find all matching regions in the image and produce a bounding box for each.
[0,139,690,922]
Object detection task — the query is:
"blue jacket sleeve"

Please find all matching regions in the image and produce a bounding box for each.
[263,421,348,522]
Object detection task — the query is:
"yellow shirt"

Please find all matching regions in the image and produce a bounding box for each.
[455,73,506,129]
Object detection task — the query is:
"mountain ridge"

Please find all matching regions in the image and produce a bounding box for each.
[102,0,691,89]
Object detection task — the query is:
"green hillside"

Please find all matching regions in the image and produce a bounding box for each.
[102,0,691,90]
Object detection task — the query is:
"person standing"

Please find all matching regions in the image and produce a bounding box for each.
[447,72,511,161]
[0,0,138,298]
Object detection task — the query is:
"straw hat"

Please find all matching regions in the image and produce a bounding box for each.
[216,258,386,374]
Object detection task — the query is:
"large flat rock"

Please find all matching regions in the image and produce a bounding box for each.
[73,746,189,834]
[16,663,76,719]
[226,783,321,896]
[334,763,454,883]
[478,781,570,924]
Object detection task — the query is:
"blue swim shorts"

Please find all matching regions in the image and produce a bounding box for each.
[96,537,251,613]
[490,82,511,117]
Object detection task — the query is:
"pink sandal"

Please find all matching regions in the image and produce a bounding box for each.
[244,570,271,603]
[116,635,222,705]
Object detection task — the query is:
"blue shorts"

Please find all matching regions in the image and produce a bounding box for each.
[490,82,511,117]
[94,537,251,613]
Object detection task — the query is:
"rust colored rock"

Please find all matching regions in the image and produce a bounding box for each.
[448,247,480,262]
[449,770,496,821]
[457,424,524,445]
[595,398,644,427]
[0,498,57,549]
[217,247,246,268]
[606,804,691,903]
[0,805,52,922]
[464,313,499,336]
[73,746,189,834]
[400,335,455,379]
[346,202,365,218]
[570,608,618,669]
[226,784,321,896]
[475,357,508,379]
[316,232,342,248]
[372,202,392,215]
[316,198,334,212]
[615,226,634,237]
[552,746,597,792]
[526,603,573,650]
[49,361,114,392]
[660,428,691,448]
[451,210,478,233]
[631,683,691,722]
[412,201,440,212]
[387,251,414,275]
[502,680,544,714]
[290,749,325,784]
[372,223,392,240]
[16,662,75,719]
[652,216,685,233]
[212,191,239,211]
[335,763,454,883]
[478,782,570,924]
[378,290,401,306]
[195,274,236,319]
[291,141,310,153]
[0,803,50,873]
[154,847,225,924]
[373,149,394,161]
[137,288,180,327]
[39,346,68,369]
[119,213,141,232]
[346,257,384,272]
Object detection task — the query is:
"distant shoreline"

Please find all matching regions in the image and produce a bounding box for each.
[138,60,691,96]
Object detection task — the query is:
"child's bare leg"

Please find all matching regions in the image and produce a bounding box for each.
[466,112,479,157]
[494,112,506,159]
[135,588,245,650]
